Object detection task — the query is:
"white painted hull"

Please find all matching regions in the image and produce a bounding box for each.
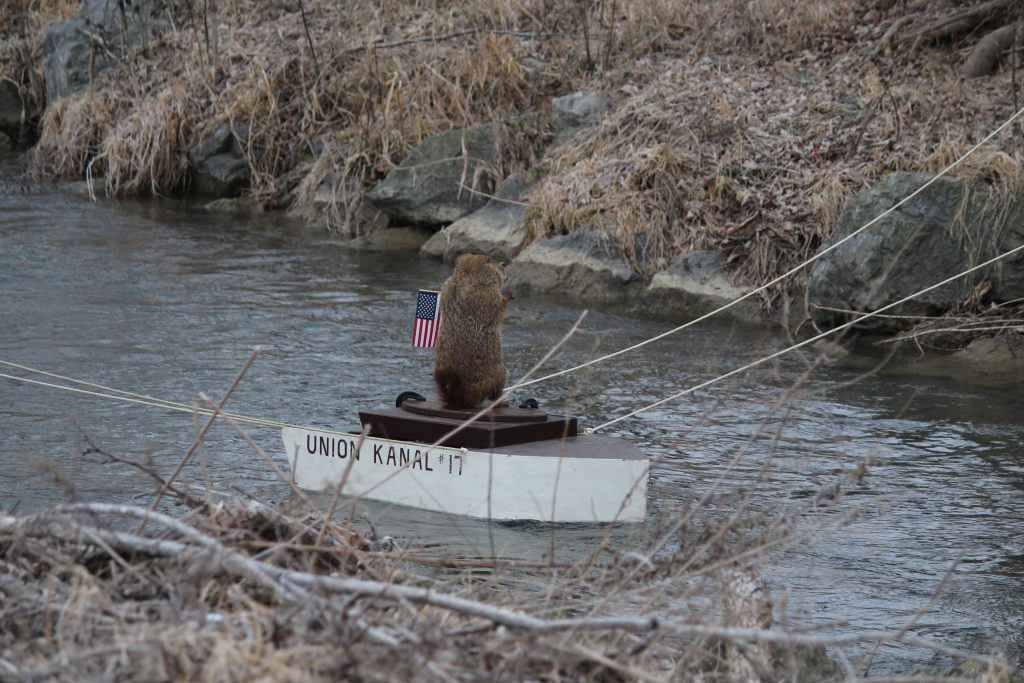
[282,426,648,523]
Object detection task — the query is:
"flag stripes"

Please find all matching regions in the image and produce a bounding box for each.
[412,290,441,348]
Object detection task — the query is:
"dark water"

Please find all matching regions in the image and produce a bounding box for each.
[1,158,1022,672]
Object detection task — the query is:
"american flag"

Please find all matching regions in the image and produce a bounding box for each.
[412,290,441,348]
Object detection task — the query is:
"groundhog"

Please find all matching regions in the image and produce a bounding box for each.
[433,254,510,409]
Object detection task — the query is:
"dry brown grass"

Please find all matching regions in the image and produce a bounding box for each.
[31,92,114,178]
[100,83,196,196]
[6,0,1023,303]
[524,1,1024,305]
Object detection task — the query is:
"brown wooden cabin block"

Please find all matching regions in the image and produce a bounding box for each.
[358,405,578,450]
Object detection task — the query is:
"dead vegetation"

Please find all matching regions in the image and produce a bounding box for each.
[873,298,1024,350]
[2,0,1022,295]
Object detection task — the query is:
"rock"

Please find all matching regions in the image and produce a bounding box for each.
[808,172,1024,333]
[643,250,761,322]
[420,173,531,262]
[367,125,501,226]
[506,230,640,302]
[42,18,102,105]
[188,122,251,197]
[0,78,24,143]
[550,91,614,144]
[0,131,11,152]
[952,335,1024,366]
[42,1,184,105]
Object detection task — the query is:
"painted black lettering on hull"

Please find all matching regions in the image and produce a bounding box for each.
[308,435,359,460]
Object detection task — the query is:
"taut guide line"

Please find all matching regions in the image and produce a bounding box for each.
[2,104,1023,432]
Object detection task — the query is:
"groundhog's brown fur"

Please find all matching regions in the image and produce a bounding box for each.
[433,254,509,409]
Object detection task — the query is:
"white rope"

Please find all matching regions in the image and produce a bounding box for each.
[508,104,1024,392]
[589,241,1024,433]
[0,359,205,412]
[0,370,344,434]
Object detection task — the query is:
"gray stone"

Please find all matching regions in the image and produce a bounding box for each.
[0,78,24,142]
[420,173,531,262]
[42,18,102,104]
[551,91,613,143]
[644,250,760,322]
[367,125,501,226]
[506,230,640,302]
[808,171,1024,333]
[188,122,251,197]
[952,335,1024,366]
[42,0,184,105]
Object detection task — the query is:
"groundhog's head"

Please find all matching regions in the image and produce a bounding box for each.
[453,253,505,288]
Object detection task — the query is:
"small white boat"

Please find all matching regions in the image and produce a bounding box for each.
[282,398,648,523]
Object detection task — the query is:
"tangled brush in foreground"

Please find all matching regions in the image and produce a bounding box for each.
[0,448,1013,682]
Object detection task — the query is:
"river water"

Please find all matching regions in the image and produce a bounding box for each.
[1,156,1022,673]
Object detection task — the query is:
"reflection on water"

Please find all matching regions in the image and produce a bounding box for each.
[1,156,1022,671]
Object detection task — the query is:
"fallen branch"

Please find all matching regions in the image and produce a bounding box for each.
[874,12,920,56]
[916,0,1014,42]
[0,504,1005,667]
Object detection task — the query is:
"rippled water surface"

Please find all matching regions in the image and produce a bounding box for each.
[2,159,1022,672]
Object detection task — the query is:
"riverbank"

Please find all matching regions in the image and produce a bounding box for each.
[2,0,1022,351]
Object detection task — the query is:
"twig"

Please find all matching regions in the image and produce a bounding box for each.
[877,323,1023,345]
[873,12,920,56]
[297,0,320,74]
[79,435,204,508]
[862,557,962,676]
[345,29,575,55]
[139,348,261,529]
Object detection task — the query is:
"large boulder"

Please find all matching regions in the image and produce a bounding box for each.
[367,125,501,226]
[506,229,641,302]
[188,122,251,197]
[643,250,761,322]
[420,173,531,262]
[808,172,1024,332]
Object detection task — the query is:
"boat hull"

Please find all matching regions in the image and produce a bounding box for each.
[282,426,648,523]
